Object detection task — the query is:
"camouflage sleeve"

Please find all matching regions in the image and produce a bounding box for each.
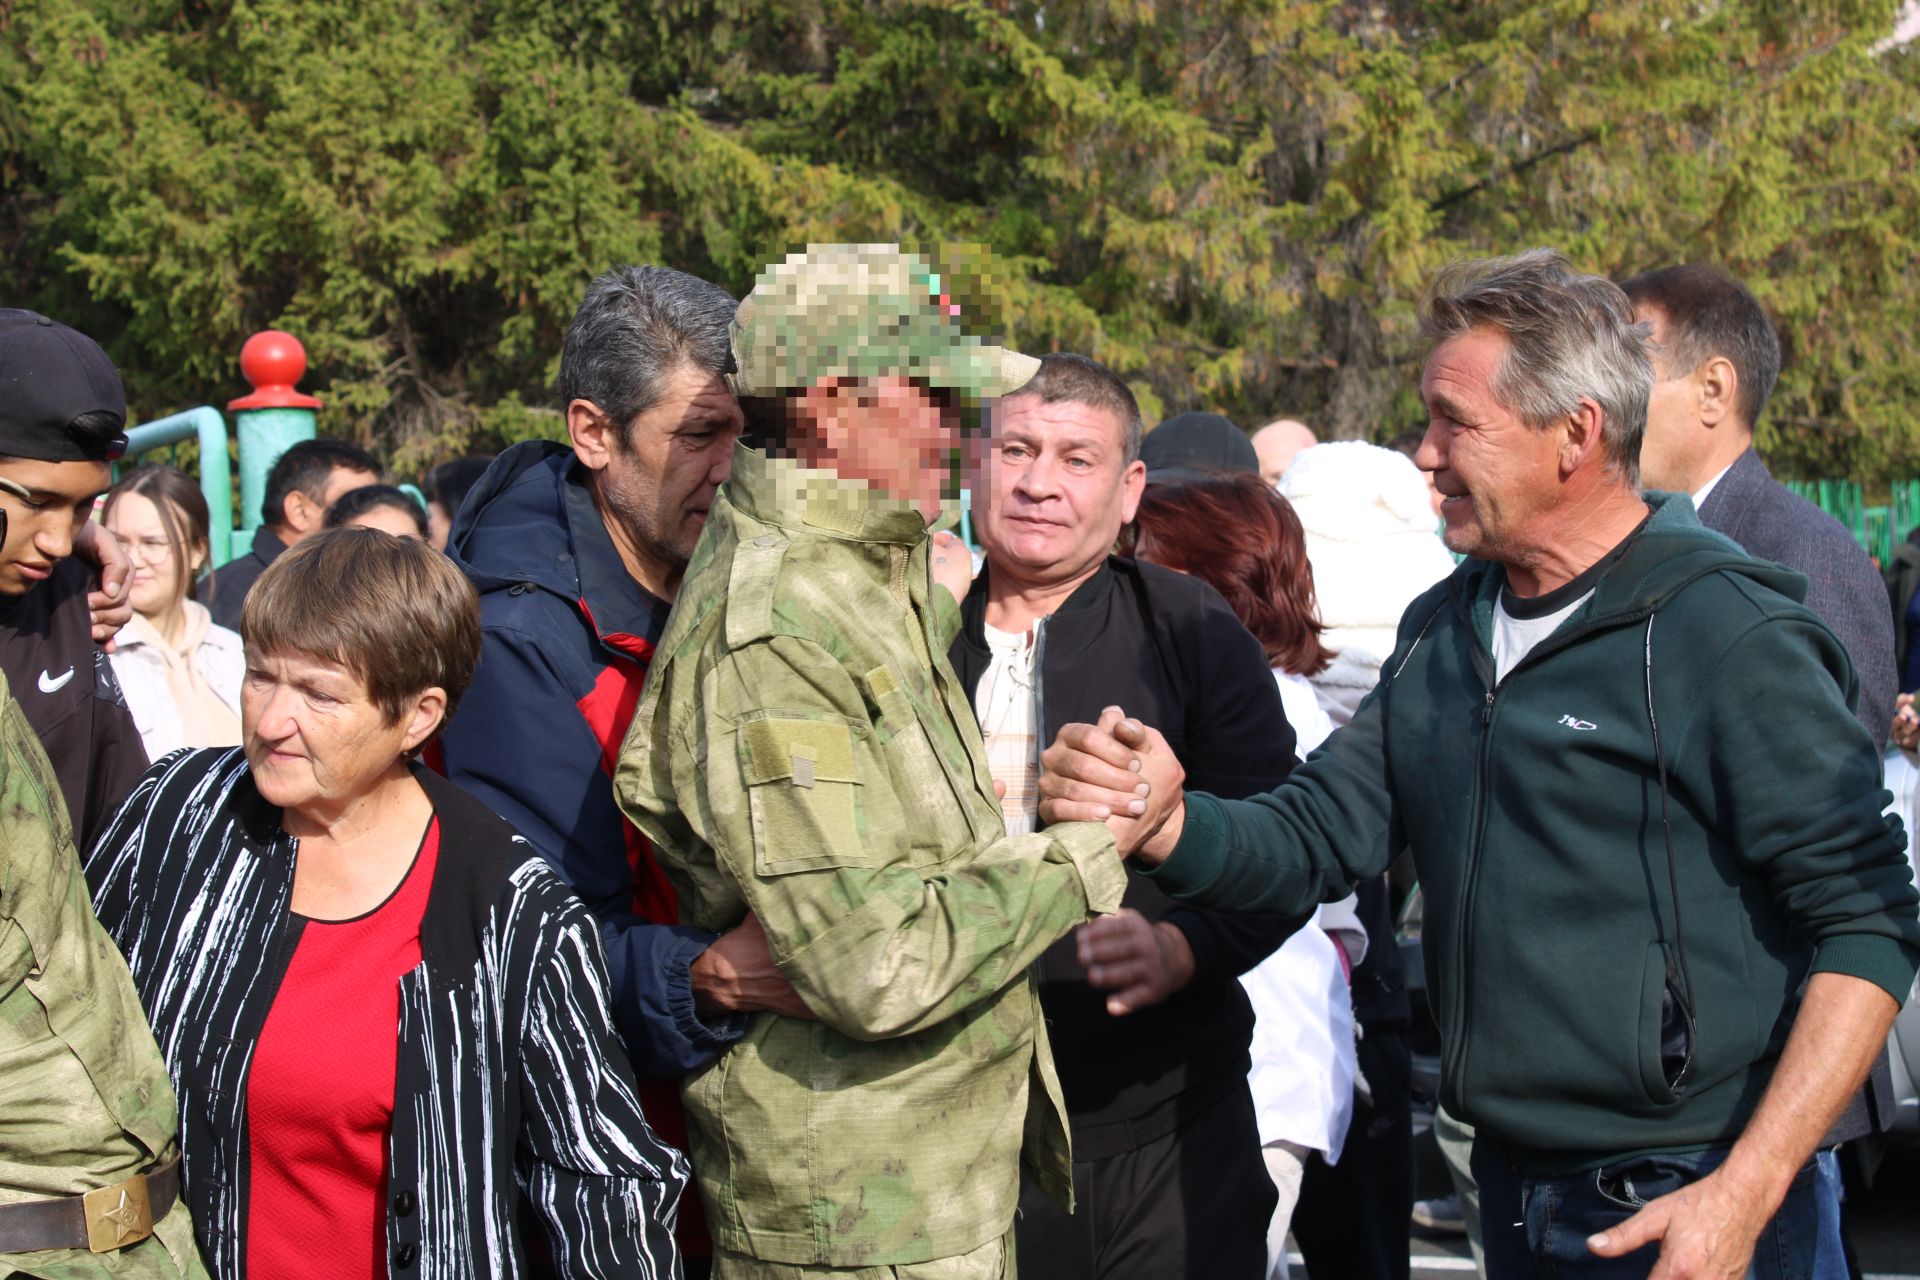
[672,634,1125,1042]
[930,583,965,655]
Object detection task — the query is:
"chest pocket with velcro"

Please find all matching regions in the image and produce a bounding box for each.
[738,714,869,876]
[862,663,979,869]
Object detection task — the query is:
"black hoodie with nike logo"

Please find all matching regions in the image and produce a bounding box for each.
[0,555,148,855]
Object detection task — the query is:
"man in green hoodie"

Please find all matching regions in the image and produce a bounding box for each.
[1039,250,1920,1280]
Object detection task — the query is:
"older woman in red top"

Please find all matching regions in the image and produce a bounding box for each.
[90,528,687,1279]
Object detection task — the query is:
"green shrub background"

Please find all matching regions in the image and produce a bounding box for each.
[4,1,1915,481]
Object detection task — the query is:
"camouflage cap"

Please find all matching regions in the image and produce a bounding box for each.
[729,244,1040,401]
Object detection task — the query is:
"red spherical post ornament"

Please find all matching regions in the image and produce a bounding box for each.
[230,330,324,534]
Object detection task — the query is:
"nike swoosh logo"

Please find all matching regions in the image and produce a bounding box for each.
[38,667,75,693]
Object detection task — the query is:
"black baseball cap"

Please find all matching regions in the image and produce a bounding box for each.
[1139,411,1258,485]
[0,310,128,462]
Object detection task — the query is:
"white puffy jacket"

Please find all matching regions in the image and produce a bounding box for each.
[1279,441,1456,726]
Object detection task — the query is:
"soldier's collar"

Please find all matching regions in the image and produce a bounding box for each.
[726,443,931,544]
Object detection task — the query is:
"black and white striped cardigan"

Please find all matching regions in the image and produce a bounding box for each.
[87,747,688,1279]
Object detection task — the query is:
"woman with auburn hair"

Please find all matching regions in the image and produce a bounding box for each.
[88,528,686,1280]
[1127,471,1336,749]
[1126,472,1363,1280]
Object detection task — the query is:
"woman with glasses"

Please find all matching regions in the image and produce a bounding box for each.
[101,465,244,759]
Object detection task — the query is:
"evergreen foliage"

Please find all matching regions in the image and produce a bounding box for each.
[3,1,1915,480]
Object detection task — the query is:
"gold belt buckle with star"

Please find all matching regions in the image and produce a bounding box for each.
[82,1177,154,1252]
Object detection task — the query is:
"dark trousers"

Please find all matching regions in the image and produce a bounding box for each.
[1016,1081,1273,1280]
[1290,1027,1414,1280]
[1472,1139,1819,1279]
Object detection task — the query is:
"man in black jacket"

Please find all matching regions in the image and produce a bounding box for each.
[0,310,149,853]
[950,353,1299,1279]
[1623,264,1895,747]
[204,437,378,630]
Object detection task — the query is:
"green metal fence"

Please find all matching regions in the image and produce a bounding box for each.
[1782,479,1920,568]
[112,331,324,569]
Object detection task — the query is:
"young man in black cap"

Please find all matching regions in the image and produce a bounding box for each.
[0,309,150,853]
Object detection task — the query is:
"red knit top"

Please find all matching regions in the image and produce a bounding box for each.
[246,820,440,1280]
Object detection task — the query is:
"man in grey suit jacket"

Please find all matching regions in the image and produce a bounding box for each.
[1626,262,1900,1280]
[1625,263,1895,747]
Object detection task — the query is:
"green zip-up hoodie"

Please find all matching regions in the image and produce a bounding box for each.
[1150,492,1920,1174]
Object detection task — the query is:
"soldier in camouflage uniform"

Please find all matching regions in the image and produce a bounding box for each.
[0,659,206,1277]
[615,245,1128,1279]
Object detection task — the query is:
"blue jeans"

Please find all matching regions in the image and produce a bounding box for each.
[1809,1149,1847,1280]
[1471,1140,1819,1280]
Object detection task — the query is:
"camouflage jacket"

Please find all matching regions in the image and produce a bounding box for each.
[616,443,1126,1267]
[0,672,205,1279]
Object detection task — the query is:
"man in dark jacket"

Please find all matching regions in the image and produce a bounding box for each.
[0,310,149,854]
[204,438,377,630]
[950,352,1298,1279]
[1624,263,1896,747]
[439,265,802,1274]
[1042,252,1920,1280]
[1625,263,1902,1274]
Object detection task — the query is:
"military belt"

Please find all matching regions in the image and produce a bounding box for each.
[0,1154,180,1255]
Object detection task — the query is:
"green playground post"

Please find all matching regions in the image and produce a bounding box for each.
[229,331,322,536]
[121,406,235,566]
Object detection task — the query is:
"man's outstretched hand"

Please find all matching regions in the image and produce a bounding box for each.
[1893,691,1918,753]
[77,521,133,649]
[1077,908,1195,1015]
[1039,706,1186,865]
[690,913,815,1020]
[930,530,975,606]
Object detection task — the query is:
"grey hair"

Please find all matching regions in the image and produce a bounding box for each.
[1421,249,1652,486]
[1004,352,1144,464]
[557,266,737,442]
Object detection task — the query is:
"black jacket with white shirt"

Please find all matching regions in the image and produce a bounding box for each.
[0,556,147,851]
[950,555,1303,1137]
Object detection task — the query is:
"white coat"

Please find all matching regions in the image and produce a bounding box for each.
[1279,441,1457,726]
[109,600,245,761]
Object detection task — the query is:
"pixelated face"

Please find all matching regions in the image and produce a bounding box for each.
[797,376,963,522]
[0,457,111,596]
[1416,328,1566,562]
[976,394,1145,587]
[601,360,746,573]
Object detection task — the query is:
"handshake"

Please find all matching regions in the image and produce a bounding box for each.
[1041,706,1195,1017]
[1039,705,1189,866]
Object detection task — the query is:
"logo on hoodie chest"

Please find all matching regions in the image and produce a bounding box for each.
[1557,714,1599,731]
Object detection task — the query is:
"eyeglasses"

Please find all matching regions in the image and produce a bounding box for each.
[118,535,174,564]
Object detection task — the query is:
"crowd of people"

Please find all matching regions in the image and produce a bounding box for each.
[0,242,1915,1280]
